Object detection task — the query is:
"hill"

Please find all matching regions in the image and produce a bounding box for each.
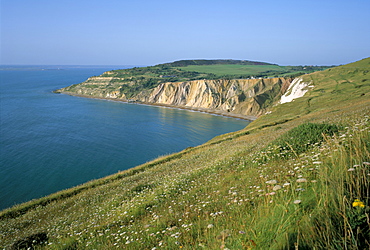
[54,59,331,118]
[1,58,369,249]
[159,59,277,67]
[54,59,331,101]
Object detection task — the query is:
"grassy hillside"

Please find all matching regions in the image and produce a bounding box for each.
[2,58,370,249]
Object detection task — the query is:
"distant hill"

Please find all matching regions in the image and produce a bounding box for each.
[160,59,276,67]
[54,59,332,104]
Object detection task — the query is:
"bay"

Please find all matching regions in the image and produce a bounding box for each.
[0,66,250,210]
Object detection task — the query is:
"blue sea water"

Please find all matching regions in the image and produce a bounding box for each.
[0,65,250,210]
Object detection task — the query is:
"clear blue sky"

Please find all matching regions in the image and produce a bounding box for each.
[1,0,369,66]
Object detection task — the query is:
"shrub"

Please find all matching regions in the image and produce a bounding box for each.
[261,123,342,162]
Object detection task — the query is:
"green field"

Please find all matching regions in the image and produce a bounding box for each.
[178,64,287,76]
[177,64,330,77]
[3,58,370,249]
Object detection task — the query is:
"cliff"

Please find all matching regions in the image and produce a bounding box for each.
[56,77,294,119]
[137,78,292,117]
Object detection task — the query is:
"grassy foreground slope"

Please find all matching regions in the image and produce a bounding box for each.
[1,58,370,249]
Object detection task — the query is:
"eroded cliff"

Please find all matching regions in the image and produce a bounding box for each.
[56,76,294,119]
[136,78,292,117]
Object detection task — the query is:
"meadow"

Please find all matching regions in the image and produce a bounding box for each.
[1,58,369,249]
[177,64,286,76]
[176,64,330,78]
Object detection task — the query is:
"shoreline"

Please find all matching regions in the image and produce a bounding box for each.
[55,91,258,121]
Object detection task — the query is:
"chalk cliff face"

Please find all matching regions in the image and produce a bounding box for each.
[57,76,293,118]
[136,78,292,117]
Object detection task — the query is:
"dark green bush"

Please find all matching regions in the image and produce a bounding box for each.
[259,123,342,162]
[274,123,341,154]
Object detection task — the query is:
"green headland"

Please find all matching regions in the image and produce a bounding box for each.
[2,58,370,249]
[55,59,331,99]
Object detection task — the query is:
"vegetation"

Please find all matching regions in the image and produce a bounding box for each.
[2,58,370,249]
[259,122,342,162]
[177,64,330,78]
[159,59,277,67]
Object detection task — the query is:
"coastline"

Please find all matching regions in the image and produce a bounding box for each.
[55,91,258,121]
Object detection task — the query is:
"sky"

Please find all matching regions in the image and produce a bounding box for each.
[1,0,370,66]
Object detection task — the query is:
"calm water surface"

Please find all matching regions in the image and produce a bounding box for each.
[0,66,250,210]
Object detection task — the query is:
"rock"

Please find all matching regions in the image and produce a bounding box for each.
[142,78,292,117]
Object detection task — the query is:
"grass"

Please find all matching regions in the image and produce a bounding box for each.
[177,64,286,76]
[1,58,369,249]
[177,64,330,77]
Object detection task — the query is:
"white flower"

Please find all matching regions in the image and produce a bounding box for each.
[207,224,214,229]
[266,180,277,185]
[347,168,355,172]
[293,200,302,204]
[273,185,282,191]
[296,178,307,183]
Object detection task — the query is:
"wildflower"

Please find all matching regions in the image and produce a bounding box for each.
[352,199,365,208]
[363,162,370,166]
[217,230,231,241]
[293,200,302,204]
[283,182,291,187]
[273,185,282,191]
[347,168,355,172]
[296,178,307,183]
[266,180,277,185]
[207,224,214,229]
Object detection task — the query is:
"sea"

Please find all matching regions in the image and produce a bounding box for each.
[0,65,250,211]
